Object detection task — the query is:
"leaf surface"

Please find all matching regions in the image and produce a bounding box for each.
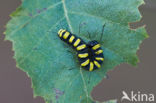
[5,0,148,103]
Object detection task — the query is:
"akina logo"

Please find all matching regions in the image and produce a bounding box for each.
[121,91,155,102]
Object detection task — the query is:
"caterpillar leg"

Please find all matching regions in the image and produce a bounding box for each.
[99,23,106,42]
[78,22,86,34]
[67,48,74,54]
[87,31,92,40]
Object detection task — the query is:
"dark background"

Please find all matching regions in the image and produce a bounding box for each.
[0,0,156,103]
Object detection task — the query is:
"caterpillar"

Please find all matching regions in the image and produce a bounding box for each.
[58,29,104,71]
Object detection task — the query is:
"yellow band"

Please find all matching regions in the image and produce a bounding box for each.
[95,50,103,54]
[95,57,104,61]
[81,59,90,66]
[63,32,70,39]
[89,62,94,71]
[58,29,66,37]
[78,53,88,58]
[76,44,86,51]
[94,61,101,68]
[74,39,81,47]
[58,29,63,34]
[92,44,100,50]
[69,36,75,43]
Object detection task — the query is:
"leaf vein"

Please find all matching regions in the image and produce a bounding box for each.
[62,0,73,33]
[80,68,89,103]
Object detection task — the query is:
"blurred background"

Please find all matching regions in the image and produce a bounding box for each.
[0,0,156,103]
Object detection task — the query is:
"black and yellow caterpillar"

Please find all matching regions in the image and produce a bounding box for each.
[58,29,104,71]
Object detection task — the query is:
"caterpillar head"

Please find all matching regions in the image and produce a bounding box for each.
[58,29,66,37]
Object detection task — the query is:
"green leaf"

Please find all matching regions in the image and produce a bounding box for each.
[5,0,148,103]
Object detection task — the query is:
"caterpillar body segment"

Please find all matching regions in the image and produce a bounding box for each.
[58,29,87,52]
[77,40,104,71]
